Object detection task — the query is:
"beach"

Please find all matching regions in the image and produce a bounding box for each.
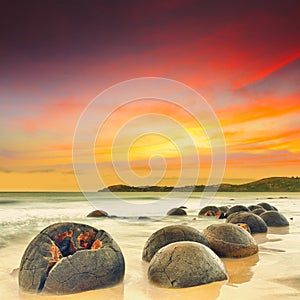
[0,192,300,300]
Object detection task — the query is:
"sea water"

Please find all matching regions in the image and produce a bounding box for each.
[0,192,300,300]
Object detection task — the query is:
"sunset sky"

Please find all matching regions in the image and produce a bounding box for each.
[0,0,299,191]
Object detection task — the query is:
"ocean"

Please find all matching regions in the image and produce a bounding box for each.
[0,192,299,300]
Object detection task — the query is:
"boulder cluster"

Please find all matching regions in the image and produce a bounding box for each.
[145,201,289,288]
[19,202,289,294]
[168,201,289,231]
[144,222,258,288]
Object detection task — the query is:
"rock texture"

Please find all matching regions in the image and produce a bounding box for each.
[203,223,258,258]
[148,241,228,288]
[19,222,125,294]
[142,225,210,262]
[260,211,289,227]
[226,212,268,233]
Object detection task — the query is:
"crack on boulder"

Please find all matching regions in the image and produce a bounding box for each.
[19,223,124,294]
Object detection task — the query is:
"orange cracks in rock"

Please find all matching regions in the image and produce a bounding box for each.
[91,239,103,250]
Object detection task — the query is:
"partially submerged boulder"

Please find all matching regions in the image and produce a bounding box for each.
[19,222,125,294]
[87,210,108,217]
[203,223,258,258]
[198,206,220,216]
[257,202,276,211]
[148,241,228,288]
[226,205,250,217]
[142,225,210,262]
[167,208,187,216]
[226,212,268,233]
[260,211,289,227]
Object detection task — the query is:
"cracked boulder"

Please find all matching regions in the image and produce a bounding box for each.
[142,225,210,262]
[198,205,220,216]
[226,211,268,233]
[203,223,258,258]
[148,241,228,288]
[19,222,125,294]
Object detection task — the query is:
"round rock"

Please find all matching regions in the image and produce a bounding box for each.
[142,225,210,262]
[226,205,250,217]
[167,208,187,216]
[198,206,220,216]
[203,223,258,258]
[257,202,275,211]
[19,222,125,294]
[87,210,108,217]
[226,211,268,233]
[148,241,228,288]
[260,211,289,227]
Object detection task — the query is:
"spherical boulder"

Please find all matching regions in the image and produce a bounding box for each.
[198,206,220,216]
[203,223,258,258]
[87,210,108,217]
[148,241,228,288]
[226,205,250,217]
[167,208,187,216]
[252,208,266,215]
[248,205,262,211]
[19,222,125,294]
[226,211,268,233]
[257,202,275,211]
[142,225,210,262]
[260,211,289,227]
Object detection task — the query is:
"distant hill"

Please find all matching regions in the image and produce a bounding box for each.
[217,177,300,192]
[99,177,300,192]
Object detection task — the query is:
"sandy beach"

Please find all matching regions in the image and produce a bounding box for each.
[1,192,300,300]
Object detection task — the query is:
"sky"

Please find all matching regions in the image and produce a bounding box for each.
[0,0,299,191]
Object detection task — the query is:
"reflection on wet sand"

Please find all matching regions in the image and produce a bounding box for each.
[253,232,283,244]
[222,253,259,285]
[143,280,225,300]
[20,283,125,300]
[267,226,290,235]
